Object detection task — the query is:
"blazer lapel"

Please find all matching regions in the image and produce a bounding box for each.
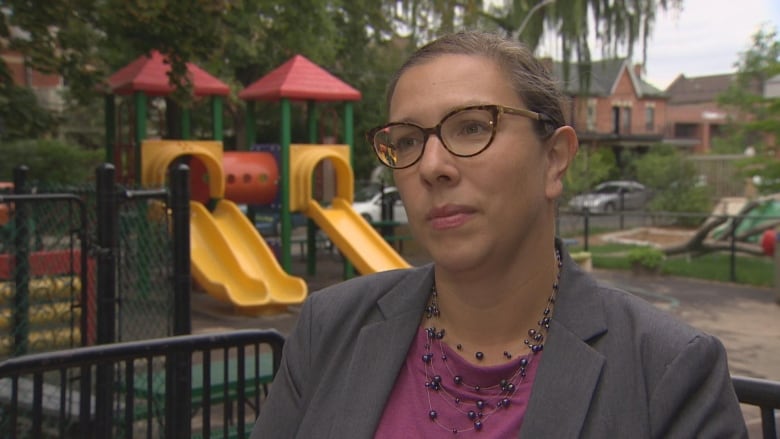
[519,250,608,438]
[328,267,434,439]
[518,321,605,437]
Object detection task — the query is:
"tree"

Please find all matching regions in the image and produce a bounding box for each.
[634,145,712,224]
[0,83,57,141]
[563,146,616,201]
[1,0,681,180]
[716,25,780,195]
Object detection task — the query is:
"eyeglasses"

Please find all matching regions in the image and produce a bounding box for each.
[366,104,557,169]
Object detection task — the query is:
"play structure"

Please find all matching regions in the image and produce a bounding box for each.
[107,52,409,313]
[141,140,409,312]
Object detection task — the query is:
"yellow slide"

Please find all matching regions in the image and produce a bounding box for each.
[305,198,411,275]
[190,199,307,313]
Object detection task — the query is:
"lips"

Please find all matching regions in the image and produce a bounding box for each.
[426,204,476,229]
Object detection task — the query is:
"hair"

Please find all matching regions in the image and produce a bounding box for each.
[386,30,566,139]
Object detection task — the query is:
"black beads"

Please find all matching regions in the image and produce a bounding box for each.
[418,247,563,435]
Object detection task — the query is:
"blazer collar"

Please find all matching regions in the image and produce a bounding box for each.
[329,265,435,438]
[520,247,608,437]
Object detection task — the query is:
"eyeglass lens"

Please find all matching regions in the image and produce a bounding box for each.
[373,108,495,168]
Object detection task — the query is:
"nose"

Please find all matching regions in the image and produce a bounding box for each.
[416,133,459,185]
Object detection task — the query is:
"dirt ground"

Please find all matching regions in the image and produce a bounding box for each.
[590,226,696,247]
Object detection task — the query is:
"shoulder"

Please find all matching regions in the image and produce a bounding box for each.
[558,262,715,369]
[306,265,431,310]
[298,264,433,332]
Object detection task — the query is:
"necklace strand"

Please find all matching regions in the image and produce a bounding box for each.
[421,248,563,434]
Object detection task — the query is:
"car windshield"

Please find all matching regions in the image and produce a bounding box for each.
[355,184,382,202]
[595,185,623,194]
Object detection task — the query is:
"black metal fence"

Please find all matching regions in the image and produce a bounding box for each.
[558,206,780,284]
[0,329,284,439]
[733,375,780,439]
[0,163,192,358]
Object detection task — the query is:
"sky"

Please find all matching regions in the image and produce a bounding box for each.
[641,0,780,89]
[530,0,780,90]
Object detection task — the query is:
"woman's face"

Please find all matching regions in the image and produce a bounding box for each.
[389,54,561,273]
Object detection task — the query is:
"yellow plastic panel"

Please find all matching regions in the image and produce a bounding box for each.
[305,198,410,274]
[141,140,225,198]
[190,200,307,312]
[289,144,353,212]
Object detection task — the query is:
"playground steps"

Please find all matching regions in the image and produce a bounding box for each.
[0,276,80,304]
[0,327,81,357]
[0,276,82,357]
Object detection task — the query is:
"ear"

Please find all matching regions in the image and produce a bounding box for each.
[544,126,579,200]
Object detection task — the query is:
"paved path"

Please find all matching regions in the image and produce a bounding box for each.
[191,257,780,437]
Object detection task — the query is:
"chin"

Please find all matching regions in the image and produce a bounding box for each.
[427,245,484,272]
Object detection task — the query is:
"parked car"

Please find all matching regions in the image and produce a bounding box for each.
[568,180,652,213]
[352,186,408,223]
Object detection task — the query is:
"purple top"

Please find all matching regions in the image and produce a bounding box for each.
[374,326,541,438]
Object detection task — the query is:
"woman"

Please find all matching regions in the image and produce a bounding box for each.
[251,31,746,438]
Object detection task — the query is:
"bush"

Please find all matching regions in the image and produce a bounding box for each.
[0,139,103,184]
[634,146,713,225]
[627,246,666,273]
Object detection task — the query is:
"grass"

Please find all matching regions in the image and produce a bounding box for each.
[568,242,775,287]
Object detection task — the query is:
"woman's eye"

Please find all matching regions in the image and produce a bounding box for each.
[459,121,490,136]
[395,136,420,149]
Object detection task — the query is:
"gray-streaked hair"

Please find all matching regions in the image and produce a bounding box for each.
[386,30,566,139]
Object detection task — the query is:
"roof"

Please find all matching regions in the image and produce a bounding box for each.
[552,58,665,98]
[665,73,735,104]
[239,54,361,102]
[107,50,230,97]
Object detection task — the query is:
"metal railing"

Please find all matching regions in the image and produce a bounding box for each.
[0,329,284,439]
[733,375,780,439]
[0,328,777,438]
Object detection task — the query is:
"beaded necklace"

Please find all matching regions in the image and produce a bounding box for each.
[421,248,563,434]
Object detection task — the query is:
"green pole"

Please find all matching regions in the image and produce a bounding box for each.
[212,96,223,141]
[104,94,115,164]
[134,92,147,184]
[306,101,319,275]
[343,102,356,279]
[181,108,191,140]
[280,99,292,272]
[245,101,256,150]
[344,102,355,169]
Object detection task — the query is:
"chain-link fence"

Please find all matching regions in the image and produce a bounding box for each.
[0,164,191,436]
[0,166,180,359]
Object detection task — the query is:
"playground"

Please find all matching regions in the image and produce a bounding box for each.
[0,50,417,358]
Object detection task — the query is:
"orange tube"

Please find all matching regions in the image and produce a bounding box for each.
[223,151,279,205]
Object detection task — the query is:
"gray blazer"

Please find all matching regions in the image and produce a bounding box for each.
[251,250,747,438]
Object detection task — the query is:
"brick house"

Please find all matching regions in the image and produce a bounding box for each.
[663,73,737,154]
[551,59,668,166]
[1,48,65,111]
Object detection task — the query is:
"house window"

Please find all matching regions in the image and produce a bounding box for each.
[586,99,597,131]
[645,105,655,132]
[621,107,632,134]
[612,107,620,134]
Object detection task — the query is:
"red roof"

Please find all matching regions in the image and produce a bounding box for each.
[107,50,229,97]
[239,54,361,102]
